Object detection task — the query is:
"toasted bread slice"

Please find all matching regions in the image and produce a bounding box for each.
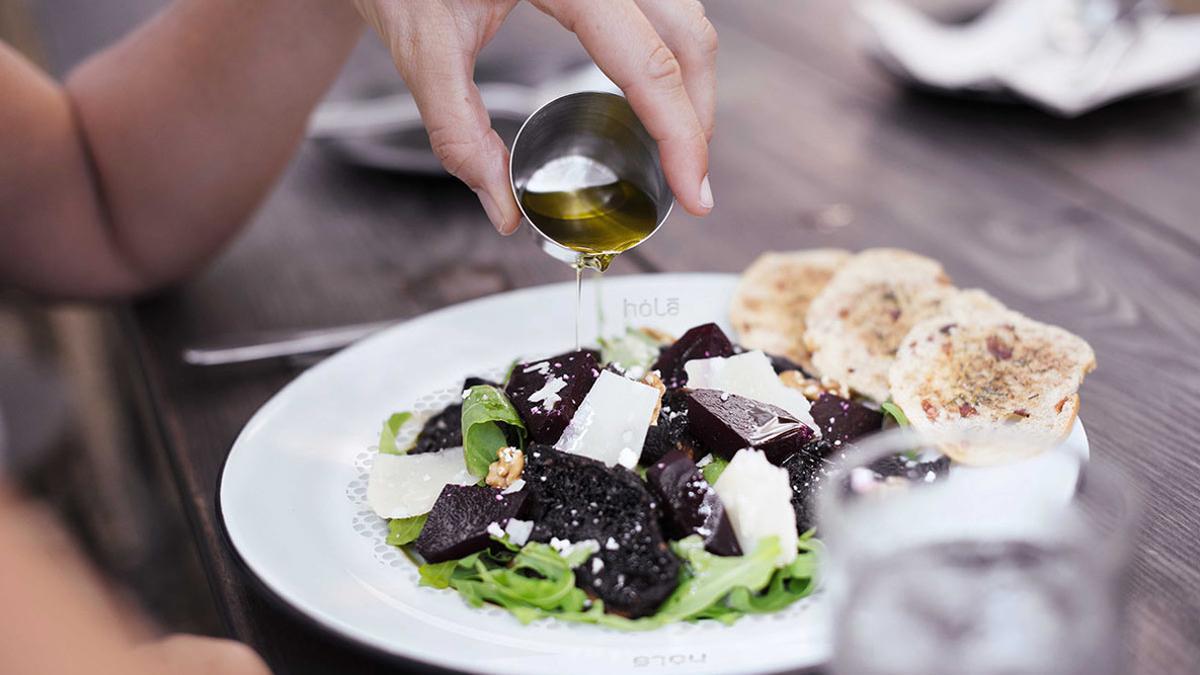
[889,307,1096,465]
[730,249,851,372]
[804,249,957,401]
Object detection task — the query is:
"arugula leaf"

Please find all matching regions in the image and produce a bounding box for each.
[881,401,910,427]
[701,456,730,485]
[461,385,526,478]
[598,328,661,372]
[386,514,428,546]
[378,412,414,455]
[418,559,460,589]
[501,358,520,385]
[650,536,780,623]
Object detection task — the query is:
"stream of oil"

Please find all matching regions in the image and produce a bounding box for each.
[519,178,657,348]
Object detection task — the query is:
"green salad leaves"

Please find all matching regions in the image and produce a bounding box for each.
[386,514,428,546]
[881,400,910,427]
[415,533,820,630]
[378,412,414,455]
[461,385,526,478]
[701,455,730,485]
[598,328,661,373]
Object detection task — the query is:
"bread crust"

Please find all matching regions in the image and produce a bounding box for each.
[804,248,955,401]
[729,249,850,372]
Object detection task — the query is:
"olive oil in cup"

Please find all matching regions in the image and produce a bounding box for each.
[510,92,674,345]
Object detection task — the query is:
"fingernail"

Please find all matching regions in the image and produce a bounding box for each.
[699,174,714,209]
[476,190,507,233]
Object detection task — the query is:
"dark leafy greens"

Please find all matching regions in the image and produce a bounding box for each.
[414,533,820,630]
[378,412,414,455]
[461,385,526,478]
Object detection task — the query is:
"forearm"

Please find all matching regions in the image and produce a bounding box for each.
[2,0,362,299]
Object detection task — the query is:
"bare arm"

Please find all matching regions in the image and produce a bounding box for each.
[0,0,362,299]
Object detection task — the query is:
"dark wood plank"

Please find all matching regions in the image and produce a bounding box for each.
[702,0,1200,251]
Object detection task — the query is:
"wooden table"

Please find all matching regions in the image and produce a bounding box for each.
[34,1,1200,673]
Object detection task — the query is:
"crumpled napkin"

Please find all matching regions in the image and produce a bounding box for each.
[857,0,1200,116]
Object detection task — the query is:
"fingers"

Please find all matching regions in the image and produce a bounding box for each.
[405,55,522,234]
[634,0,718,142]
[530,0,713,215]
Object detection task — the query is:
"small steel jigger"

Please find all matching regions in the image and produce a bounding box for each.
[509,91,674,266]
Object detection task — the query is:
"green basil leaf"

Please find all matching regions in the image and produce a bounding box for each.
[461,385,526,478]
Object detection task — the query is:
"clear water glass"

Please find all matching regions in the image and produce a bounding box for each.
[817,428,1137,675]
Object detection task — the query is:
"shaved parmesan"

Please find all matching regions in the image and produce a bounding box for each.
[367,447,475,519]
[713,449,797,565]
[555,370,658,468]
[685,350,817,430]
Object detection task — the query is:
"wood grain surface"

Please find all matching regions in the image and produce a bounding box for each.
[29,1,1200,673]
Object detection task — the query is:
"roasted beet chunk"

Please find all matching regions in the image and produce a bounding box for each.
[652,323,735,388]
[685,389,815,464]
[781,439,839,533]
[504,350,600,444]
[640,390,696,466]
[765,352,813,377]
[412,404,462,454]
[522,445,680,618]
[415,484,528,563]
[645,449,741,556]
[810,393,884,447]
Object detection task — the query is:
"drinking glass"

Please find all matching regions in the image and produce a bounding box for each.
[817,428,1138,675]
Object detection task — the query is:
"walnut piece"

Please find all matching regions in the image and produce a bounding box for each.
[779,370,848,401]
[641,370,667,423]
[486,447,525,489]
[638,326,676,345]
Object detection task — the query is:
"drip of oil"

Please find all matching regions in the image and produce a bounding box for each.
[519,160,658,349]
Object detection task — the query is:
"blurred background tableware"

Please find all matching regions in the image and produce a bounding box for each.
[819,428,1138,675]
[855,0,1200,116]
[509,92,673,271]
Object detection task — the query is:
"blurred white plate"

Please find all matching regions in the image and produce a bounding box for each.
[219,273,1087,674]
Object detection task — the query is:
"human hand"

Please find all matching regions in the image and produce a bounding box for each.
[353,0,718,234]
[132,635,271,675]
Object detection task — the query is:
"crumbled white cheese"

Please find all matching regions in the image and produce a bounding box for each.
[695,453,714,468]
[528,376,568,411]
[604,536,619,551]
[549,537,599,564]
[504,518,533,546]
[617,446,640,469]
[524,361,551,375]
[486,522,505,539]
[591,557,605,574]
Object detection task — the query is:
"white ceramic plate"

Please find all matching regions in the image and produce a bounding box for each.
[220,273,1088,675]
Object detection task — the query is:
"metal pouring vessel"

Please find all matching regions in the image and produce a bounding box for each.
[509,91,674,266]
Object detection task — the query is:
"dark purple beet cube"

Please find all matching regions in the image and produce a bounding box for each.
[685,389,815,464]
[869,454,951,484]
[522,445,680,618]
[810,393,884,448]
[415,485,528,563]
[645,449,741,556]
[652,323,735,388]
[782,442,833,533]
[504,350,600,444]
